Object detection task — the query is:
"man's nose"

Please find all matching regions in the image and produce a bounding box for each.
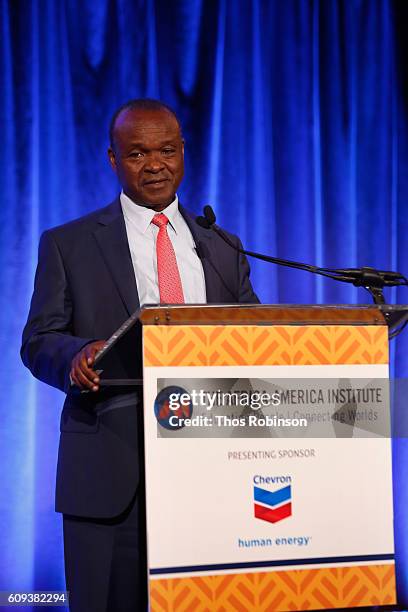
[144,153,164,172]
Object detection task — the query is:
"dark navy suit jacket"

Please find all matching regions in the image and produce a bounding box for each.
[21,198,259,518]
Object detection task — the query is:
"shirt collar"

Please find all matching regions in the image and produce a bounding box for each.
[120,191,180,235]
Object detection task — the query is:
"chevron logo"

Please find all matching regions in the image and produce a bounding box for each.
[253,483,292,523]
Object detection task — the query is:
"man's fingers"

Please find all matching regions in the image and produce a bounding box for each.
[85,344,104,367]
[70,340,106,391]
[87,341,106,363]
[77,360,99,385]
[86,351,96,366]
[70,370,89,391]
[71,355,99,391]
[73,367,99,391]
[78,353,99,381]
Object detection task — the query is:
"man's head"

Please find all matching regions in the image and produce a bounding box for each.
[108,99,184,211]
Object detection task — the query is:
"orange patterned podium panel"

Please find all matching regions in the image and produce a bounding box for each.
[143,325,388,367]
[150,564,396,612]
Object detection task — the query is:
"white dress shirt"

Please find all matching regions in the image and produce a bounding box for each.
[121,192,207,306]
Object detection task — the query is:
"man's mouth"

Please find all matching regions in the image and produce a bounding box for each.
[144,178,168,186]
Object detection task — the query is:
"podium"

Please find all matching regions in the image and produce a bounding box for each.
[97,304,401,611]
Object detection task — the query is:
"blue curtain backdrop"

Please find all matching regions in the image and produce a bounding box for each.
[1,0,408,606]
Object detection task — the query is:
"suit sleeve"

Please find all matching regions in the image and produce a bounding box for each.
[21,230,95,393]
[236,238,260,304]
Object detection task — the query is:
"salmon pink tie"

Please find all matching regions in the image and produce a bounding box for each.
[151,213,185,303]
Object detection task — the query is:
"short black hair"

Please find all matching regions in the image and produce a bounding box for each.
[109,98,182,148]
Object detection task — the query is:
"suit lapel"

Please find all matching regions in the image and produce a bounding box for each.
[93,198,140,315]
[179,205,224,303]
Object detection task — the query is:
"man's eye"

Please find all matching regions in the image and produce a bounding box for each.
[162,148,175,155]
[129,152,143,158]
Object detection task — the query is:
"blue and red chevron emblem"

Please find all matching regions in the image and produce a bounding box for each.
[253,484,292,523]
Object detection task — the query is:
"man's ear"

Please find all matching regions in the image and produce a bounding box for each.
[108,147,117,172]
[181,140,185,158]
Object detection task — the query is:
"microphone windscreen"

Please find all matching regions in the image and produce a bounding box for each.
[203,205,216,225]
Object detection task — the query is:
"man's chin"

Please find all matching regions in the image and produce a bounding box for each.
[126,190,176,211]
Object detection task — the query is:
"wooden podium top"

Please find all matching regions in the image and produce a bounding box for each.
[139,304,386,326]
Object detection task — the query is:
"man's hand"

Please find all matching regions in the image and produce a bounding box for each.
[70,340,106,392]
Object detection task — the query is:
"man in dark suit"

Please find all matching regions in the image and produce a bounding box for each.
[21,99,258,611]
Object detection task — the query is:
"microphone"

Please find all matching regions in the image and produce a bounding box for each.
[196,205,408,305]
[197,205,216,229]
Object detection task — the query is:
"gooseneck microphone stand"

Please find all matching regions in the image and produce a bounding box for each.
[196,205,408,307]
